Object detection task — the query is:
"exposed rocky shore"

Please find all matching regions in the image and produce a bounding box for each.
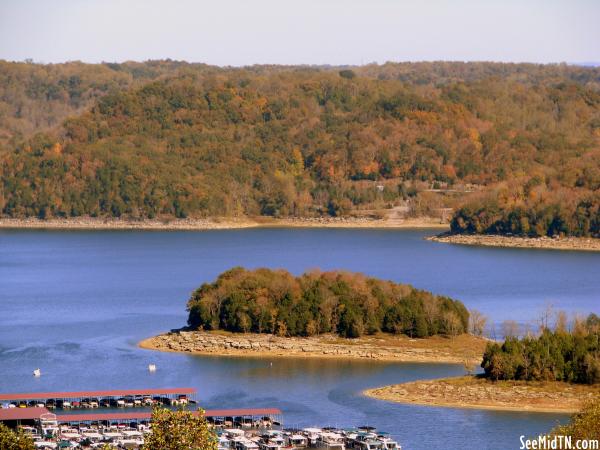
[364,376,600,413]
[139,331,487,364]
[0,217,256,230]
[0,216,448,230]
[428,233,600,252]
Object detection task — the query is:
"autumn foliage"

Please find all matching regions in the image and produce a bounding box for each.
[187,267,469,338]
[1,61,599,233]
[142,406,217,450]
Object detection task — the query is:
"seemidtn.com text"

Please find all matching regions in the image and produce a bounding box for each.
[520,435,599,450]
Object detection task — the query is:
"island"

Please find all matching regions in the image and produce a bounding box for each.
[140,267,487,364]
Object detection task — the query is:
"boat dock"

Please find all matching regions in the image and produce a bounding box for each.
[0,387,197,409]
[0,388,400,449]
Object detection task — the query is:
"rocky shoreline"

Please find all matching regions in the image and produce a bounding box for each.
[139,331,487,364]
[364,376,600,413]
[0,217,257,230]
[0,216,449,230]
[428,233,600,252]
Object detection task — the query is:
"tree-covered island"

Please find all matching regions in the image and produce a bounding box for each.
[140,267,486,364]
[186,267,469,338]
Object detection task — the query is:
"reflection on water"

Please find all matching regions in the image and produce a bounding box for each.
[235,357,387,379]
[1,228,594,449]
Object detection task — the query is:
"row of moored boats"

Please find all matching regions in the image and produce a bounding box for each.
[217,427,401,450]
[21,420,401,450]
[2,395,191,410]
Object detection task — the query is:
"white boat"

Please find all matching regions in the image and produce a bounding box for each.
[60,431,81,439]
[302,428,322,446]
[40,413,59,438]
[117,438,144,449]
[288,435,309,448]
[82,431,103,441]
[225,429,245,437]
[317,432,345,450]
[148,364,157,372]
[121,430,143,438]
[34,442,57,449]
[378,436,400,450]
[218,435,232,450]
[260,442,281,450]
[349,437,384,450]
[232,437,260,450]
[102,431,123,439]
[33,368,41,377]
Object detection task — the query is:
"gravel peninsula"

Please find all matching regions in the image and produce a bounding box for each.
[139,330,487,365]
[364,375,600,414]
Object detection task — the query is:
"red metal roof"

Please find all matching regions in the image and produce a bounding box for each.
[0,407,50,421]
[54,408,282,422]
[0,388,196,401]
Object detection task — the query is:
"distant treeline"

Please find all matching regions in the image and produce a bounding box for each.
[186,268,469,338]
[1,61,599,230]
[451,191,600,238]
[482,314,600,384]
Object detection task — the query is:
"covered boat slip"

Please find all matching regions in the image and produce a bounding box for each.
[0,388,283,433]
[0,404,283,428]
[0,407,52,427]
[55,408,283,427]
[0,387,197,407]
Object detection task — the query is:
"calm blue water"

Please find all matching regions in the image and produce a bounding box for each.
[1,228,599,450]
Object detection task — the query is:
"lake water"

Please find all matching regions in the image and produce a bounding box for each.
[1,228,599,449]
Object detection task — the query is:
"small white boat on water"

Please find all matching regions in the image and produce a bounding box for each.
[148,364,156,372]
[33,368,41,377]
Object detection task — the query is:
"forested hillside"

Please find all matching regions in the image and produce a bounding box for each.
[186,267,469,338]
[1,61,599,233]
[0,59,214,144]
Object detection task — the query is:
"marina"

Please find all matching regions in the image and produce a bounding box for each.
[0,390,400,450]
